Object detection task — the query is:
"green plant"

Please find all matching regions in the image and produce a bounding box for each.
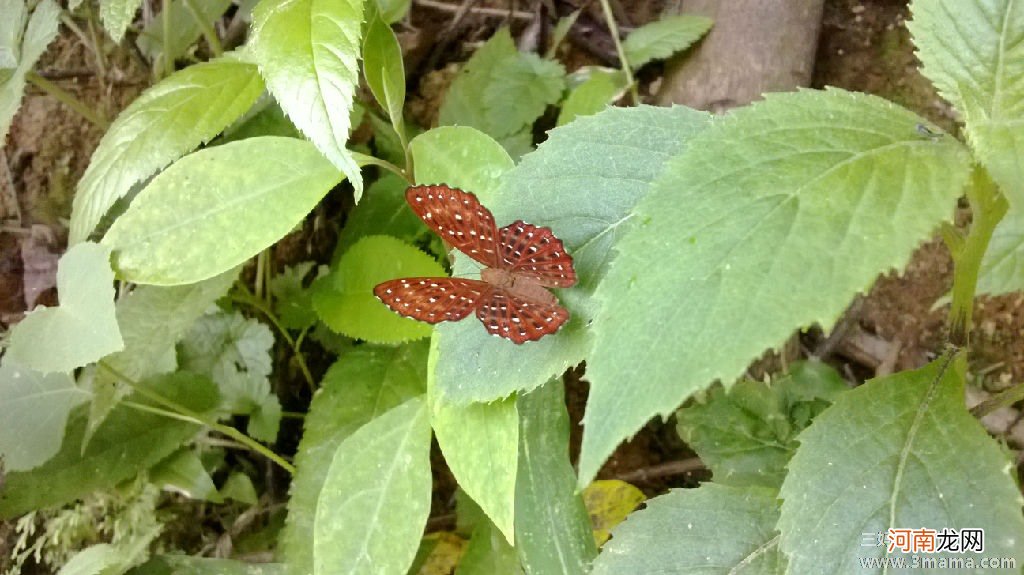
[2,0,1024,573]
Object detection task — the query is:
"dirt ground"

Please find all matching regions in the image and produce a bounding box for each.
[2,0,1023,566]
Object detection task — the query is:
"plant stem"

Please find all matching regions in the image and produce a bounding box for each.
[98,361,296,474]
[232,287,317,393]
[351,151,412,183]
[182,0,224,57]
[970,380,1024,418]
[26,71,109,128]
[945,167,1008,348]
[597,0,638,104]
[161,0,174,78]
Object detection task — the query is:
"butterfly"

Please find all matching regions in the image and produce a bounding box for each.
[373,184,577,344]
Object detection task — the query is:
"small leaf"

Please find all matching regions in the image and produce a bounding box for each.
[150,448,222,502]
[7,242,123,374]
[281,343,427,575]
[0,0,58,146]
[312,235,444,343]
[135,0,233,61]
[221,471,258,505]
[581,89,972,487]
[0,358,90,471]
[977,205,1024,296]
[582,480,646,546]
[375,0,409,24]
[439,28,516,133]
[70,56,264,243]
[313,396,432,575]
[515,380,596,574]
[269,262,319,330]
[778,354,1024,571]
[0,372,218,518]
[591,484,785,575]
[623,15,712,69]
[334,174,428,255]
[100,0,143,42]
[362,14,406,132]
[410,126,515,196]
[482,52,565,138]
[102,137,341,285]
[0,0,26,72]
[251,0,364,199]
[557,68,628,126]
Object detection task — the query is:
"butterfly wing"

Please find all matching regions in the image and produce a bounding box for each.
[406,185,501,268]
[374,277,492,324]
[475,289,570,344]
[497,220,577,288]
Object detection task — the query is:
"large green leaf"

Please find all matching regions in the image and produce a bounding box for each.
[69,57,264,244]
[6,242,124,374]
[431,105,711,404]
[515,380,596,574]
[282,343,427,575]
[778,355,1024,572]
[251,0,363,200]
[623,15,713,69]
[313,396,432,575]
[0,359,90,471]
[0,372,218,518]
[977,205,1024,295]
[592,484,785,575]
[102,137,341,285]
[0,0,58,142]
[909,0,1024,205]
[580,89,972,487]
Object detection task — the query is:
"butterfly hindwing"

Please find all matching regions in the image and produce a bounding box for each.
[475,289,570,344]
[406,185,501,268]
[498,220,577,288]
[374,278,492,324]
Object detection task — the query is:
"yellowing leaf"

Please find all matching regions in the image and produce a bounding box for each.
[582,480,646,546]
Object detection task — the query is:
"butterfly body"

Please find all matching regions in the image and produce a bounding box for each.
[373,185,576,344]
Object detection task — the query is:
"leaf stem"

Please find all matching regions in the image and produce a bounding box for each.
[351,151,412,183]
[970,380,1024,418]
[26,71,109,128]
[232,286,317,393]
[98,361,296,474]
[945,167,1008,348]
[597,0,638,105]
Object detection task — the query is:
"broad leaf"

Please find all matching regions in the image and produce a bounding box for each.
[251,0,363,199]
[432,105,711,404]
[557,68,628,126]
[0,358,90,471]
[150,448,222,502]
[410,126,514,196]
[313,396,432,575]
[0,0,58,142]
[102,137,341,285]
[580,89,972,486]
[281,343,427,575]
[438,28,517,133]
[7,242,123,374]
[362,15,405,132]
[0,372,218,518]
[623,15,713,69]
[676,361,847,489]
[269,262,319,330]
[591,484,785,575]
[977,205,1024,295]
[582,480,646,546]
[909,0,1024,205]
[515,380,596,574]
[130,556,285,575]
[778,354,1024,571]
[312,235,444,343]
[70,57,264,243]
[100,0,143,42]
[334,174,428,257]
[482,53,565,138]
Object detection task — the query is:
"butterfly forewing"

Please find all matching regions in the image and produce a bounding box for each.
[475,290,570,344]
[374,278,492,324]
[406,185,501,268]
[498,220,577,288]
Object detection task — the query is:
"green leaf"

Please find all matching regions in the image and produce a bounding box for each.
[362,15,406,132]
[977,205,1024,296]
[908,0,1024,204]
[7,242,123,374]
[0,372,218,518]
[0,358,90,471]
[591,484,785,575]
[374,0,409,24]
[482,52,565,138]
[556,68,627,126]
[515,380,596,574]
[456,520,521,575]
[150,448,222,502]
[439,28,517,133]
[57,544,121,575]
[313,396,432,575]
[100,0,143,42]
[0,0,58,147]
[102,137,341,285]
[334,174,428,257]
[269,262,319,330]
[580,89,973,487]
[410,126,515,195]
[251,0,364,200]
[312,235,444,343]
[130,555,285,575]
[220,99,303,143]
[778,354,1024,571]
[623,15,712,69]
[432,105,710,404]
[70,56,264,243]
[430,346,518,542]
[281,343,427,575]
[221,471,258,504]
[135,0,233,61]
[676,360,848,489]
